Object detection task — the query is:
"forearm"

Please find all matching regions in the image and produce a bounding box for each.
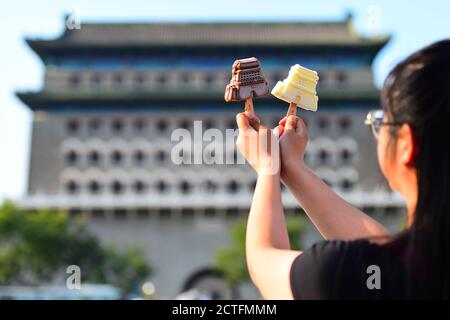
[282,163,391,240]
[247,172,290,252]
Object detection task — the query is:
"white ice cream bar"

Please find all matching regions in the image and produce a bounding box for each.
[271,64,319,112]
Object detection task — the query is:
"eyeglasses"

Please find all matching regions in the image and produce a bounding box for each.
[364,110,403,140]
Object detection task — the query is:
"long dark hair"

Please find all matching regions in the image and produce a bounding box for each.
[381,39,450,298]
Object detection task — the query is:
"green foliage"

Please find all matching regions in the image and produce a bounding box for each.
[0,202,150,293]
[214,215,306,285]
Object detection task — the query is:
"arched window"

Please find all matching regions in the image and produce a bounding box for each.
[204,180,217,193]
[88,118,102,133]
[156,150,167,164]
[65,150,78,165]
[133,119,146,132]
[340,149,352,163]
[88,150,101,166]
[317,117,329,130]
[157,73,167,86]
[179,119,191,130]
[113,73,123,86]
[157,180,167,193]
[111,150,123,165]
[110,180,124,194]
[337,167,358,192]
[180,72,190,85]
[66,119,80,134]
[156,119,168,133]
[337,138,357,165]
[204,73,215,86]
[337,71,348,85]
[227,180,240,194]
[179,180,192,194]
[134,73,145,86]
[91,73,102,85]
[339,117,352,131]
[204,119,214,130]
[133,180,147,194]
[340,178,354,191]
[318,149,330,164]
[68,73,81,87]
[65,180,79,194]
[133,150,146,165]
[111,119,124,133]
[88,180,102,194]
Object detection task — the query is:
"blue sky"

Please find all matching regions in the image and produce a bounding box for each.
[0,0,449,202]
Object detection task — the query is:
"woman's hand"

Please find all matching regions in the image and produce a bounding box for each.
[277,115,309,180]
[236,112,280,176]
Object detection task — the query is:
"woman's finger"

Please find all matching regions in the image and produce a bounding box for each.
[247,113,261,131]
[296,117,307,136]
[273,126,280,138]
[285,115,298,131]
[236,112,251,131]
[274,125,284,137]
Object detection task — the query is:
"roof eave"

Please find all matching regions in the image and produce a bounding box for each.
[16,89,381,110]
[24,38,391,57]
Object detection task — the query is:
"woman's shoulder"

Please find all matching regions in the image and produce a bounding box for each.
[306,237,396,259]
[290,238,402,299]
[298,238,385,265]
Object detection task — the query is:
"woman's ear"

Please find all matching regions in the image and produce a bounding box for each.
[397,124,416,166]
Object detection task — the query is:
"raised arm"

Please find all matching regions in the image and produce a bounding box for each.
[278,116,391,240]
[236,113,301,300]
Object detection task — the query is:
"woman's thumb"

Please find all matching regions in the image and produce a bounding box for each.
[284,115,298,131]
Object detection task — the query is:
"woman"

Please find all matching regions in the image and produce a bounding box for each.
[235,40,450,299]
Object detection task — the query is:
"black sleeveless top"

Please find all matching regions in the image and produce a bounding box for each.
[289,239,438,299]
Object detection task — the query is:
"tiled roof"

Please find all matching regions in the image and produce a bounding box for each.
[26,16,389,47]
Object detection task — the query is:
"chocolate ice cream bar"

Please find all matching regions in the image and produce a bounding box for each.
[224,57,269,104]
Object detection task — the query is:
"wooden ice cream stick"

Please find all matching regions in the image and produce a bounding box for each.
[245,98,254,114]
[286,102,297,117]
[278,102,298,136]
[244,98,260,131]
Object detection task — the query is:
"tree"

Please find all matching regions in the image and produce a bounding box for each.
[0,202,150,294]
[214,215,306,285]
